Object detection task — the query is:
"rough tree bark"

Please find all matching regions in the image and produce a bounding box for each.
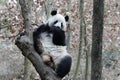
[91,0,104,80]
[16,0,61,80]
[18,0,33,80]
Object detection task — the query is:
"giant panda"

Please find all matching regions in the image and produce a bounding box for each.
[33,10,72,78]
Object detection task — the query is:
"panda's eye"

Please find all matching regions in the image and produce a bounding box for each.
[54,20,58,24]
[61,23,63,29]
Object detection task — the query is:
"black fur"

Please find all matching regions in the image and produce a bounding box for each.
[33,24,49,55]
[33,24,66,54]
[51,10,57,16]
[65,15,69,21]
[56,55,72,77]
[50,27,66,46]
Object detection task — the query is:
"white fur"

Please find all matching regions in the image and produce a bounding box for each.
[40,32,70,64]
[46,14,67,31]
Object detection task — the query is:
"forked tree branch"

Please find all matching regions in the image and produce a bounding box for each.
[15,35,61,80]
[16,0,61,80]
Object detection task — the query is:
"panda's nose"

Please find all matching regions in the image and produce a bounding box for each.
[56,26,61,29]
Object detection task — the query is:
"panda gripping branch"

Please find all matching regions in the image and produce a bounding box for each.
[33,10,72,78]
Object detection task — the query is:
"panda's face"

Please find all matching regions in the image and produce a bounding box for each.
[46,10,69,31]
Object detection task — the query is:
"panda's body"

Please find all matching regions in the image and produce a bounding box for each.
[33,10,72,78]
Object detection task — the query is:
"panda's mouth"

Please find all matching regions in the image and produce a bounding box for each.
[56,26,61,29]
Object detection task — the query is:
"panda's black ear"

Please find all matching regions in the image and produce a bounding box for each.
[51,10,57,16]
[65,15,69,22]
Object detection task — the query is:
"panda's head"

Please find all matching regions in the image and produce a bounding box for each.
[46,10,69,31]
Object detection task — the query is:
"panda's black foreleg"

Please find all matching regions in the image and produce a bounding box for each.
[51,27,66,46]
[56,55,72,78]
[33,24,49,55]
[33,31,43,55]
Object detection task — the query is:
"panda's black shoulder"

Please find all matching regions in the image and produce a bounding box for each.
[34,24,50,33]
[50,27,66,46]
[33,24,50,37]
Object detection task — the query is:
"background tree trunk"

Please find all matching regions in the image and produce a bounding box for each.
[44,0,53,19]
[91,0,104,80]
[72,0,84,79]
[66,0,72,50]
[84,18,91,80]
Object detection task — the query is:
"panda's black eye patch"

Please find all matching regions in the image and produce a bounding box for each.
[61,23,63,29]
[54,20,58,24]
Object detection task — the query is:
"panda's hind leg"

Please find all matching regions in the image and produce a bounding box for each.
[42,54,56,70]
[56,55,72,78]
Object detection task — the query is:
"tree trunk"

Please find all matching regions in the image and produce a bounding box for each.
[72,0,84,79]
[19,0,33,80]
[83,18,91,80]
[44,0,53,19]
[66,0,72,50]
[16,0,62,80]
[91,0,104,80]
